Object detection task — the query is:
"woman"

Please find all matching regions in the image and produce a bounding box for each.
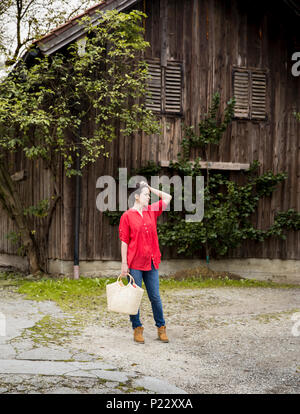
[119,181,172,344]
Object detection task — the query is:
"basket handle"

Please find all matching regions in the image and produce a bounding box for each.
[117,272,136,287]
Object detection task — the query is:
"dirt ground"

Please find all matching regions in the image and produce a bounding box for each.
[70,286,300,394]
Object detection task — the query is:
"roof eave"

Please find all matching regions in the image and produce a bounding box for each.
[35,0,141,57]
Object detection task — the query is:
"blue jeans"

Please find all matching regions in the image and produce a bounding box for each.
[128,260,166,329]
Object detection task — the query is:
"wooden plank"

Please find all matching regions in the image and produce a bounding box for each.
[160,159,250,170]
[175,0,183,61]
[286,109,295,258]
[150,119,159,164]
[167,0,177,59]
[144,0,152,60]
[160,0,168,67]
[99,147,109,259]
[152,0,160,58]
[111,130,119,260]
[182,0,192,127]
[191,0,198,137]
[172,117,181,161]
[86,165,94,260]
[296,114,300,259]
[61,170,74,261]
[95,120,107,260]
[133,129,140,172]
[58,156,63,261]
[216,0,227,162]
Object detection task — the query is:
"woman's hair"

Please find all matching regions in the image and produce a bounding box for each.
[128,182,148,207]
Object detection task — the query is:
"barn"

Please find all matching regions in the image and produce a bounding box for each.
[0,0,299,282]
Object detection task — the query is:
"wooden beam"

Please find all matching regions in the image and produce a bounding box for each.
[160,160,250,170]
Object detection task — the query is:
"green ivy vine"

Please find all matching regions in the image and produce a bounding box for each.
[104,92,300,262]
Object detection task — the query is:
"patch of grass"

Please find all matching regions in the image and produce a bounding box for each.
[160,276,299,291]
[0,269,298,315]
[16,276,116,312]
[16,275,295,312]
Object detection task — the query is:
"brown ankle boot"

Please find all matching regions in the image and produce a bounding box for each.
[134,326,145,344]
[157,325,169,342]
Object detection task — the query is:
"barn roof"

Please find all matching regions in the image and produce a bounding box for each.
[29,0,141,57]
[23,0,299,60]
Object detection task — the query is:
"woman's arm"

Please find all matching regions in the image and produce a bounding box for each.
[141,181,172,205]
[121,241,129,277]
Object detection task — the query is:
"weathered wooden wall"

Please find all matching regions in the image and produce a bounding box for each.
[0,0,299,265]
[142,0,300,261]
[0,151,61,263]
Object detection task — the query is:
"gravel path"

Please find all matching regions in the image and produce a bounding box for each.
[0,282,299,394]
[70,286,300,394]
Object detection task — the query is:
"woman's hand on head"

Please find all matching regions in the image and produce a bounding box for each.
[139,180,149,188]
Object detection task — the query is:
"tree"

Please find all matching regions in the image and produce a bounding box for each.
[0,9,160,274]
[0,0,97,68]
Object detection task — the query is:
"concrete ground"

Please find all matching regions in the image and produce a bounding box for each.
[0,288,185,394]
[0,280,299,394]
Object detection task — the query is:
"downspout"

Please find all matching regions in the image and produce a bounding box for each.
[73,125,82,279]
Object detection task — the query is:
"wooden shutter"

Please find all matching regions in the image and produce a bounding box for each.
[233,70,250,118]
[251,72,267,120]
[146,61,162,112]
[165,62,182,113]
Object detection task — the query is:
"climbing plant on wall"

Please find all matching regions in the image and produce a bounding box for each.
[106,92,300,264]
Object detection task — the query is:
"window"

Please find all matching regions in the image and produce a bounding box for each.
[233,68,267,120]
[146,59,182,115]
[145,61,162,112]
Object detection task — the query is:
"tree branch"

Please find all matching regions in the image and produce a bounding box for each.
[20,0,35,20]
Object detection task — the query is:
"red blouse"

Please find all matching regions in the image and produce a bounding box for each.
[119,199,167,271]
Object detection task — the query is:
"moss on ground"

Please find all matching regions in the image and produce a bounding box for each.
[115,379,150,394]
[252,309,300,324]
[9,314,84,349]
[26,315,81,347]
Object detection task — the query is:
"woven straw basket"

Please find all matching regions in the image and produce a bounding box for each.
[106,273,144,315]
